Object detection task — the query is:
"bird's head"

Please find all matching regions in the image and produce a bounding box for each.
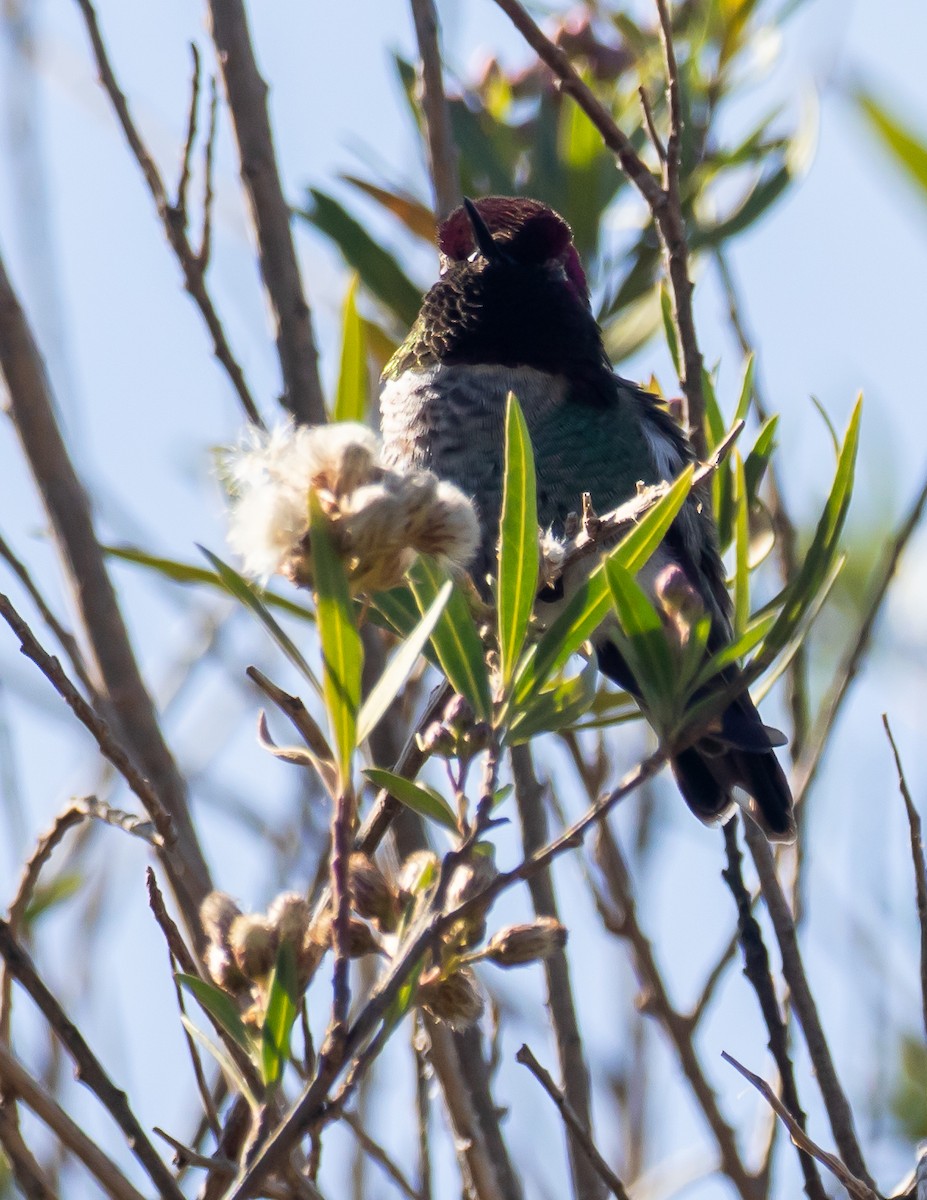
[438,196,590,309]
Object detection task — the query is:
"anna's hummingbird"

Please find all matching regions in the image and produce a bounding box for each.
[380,195,794,842]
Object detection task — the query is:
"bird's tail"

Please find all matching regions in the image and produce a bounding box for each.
[671,691,795,842]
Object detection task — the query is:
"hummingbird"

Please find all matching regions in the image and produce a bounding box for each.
[379,195,795,842]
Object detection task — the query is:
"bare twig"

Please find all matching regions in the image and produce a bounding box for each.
[721,1052,880,1200]
[0,1043,145,1200]
[409,0,460,219]
[516,1044,631,1200]
[206,0,326,425]
[794,470,927,808]
[0,250,212,941]
[342,1110,423,1200]
[637,84,666,163]
[511,744,603,1200]
[199,74,219,269]
[0,1103,57,1200]
[0,531,95,697]
[722,821,826,1200]
[0,919,185,1200]
[690,926,740,1029]
[330,788,355,1039]
[592,825,760,1200]
[72,0,262,425]
[176,44,201,222]
[490,0,706,450]
[743,822,877,1191]
[882,715,927,1042]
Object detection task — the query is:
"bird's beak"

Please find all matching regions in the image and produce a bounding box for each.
[463,197,503,261]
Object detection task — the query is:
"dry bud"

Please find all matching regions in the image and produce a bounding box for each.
[229,913,278,981]
[348,854,399,929]
[266,891,311,949]
[199,891,242,951]
[444,849,497,950]
[484,918,568,968]
[397,850,440,900]
[419,966,484,1030]
[339,918,382,959]
[204,943,248,994]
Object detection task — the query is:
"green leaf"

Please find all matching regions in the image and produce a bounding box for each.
[180,1015,260,1111]
[363,768,458,832]
[198,547,322,695]
[308,494,363,786]
[856,90,927,203]
[743,415,779,503]
[22,873,82,926]
[734,354,755,424]
[616,466,695,574]
[176,974,251,1053]
[108,544,315,621]
[300,190,422,327]
[660,283,681,376]
[340,176,436,241]
[497,394,539,690]
[732,452,750,634]
[507,655,598,744]
[694,611,777,688]
[408,557,492,721]
[604,559,676,715]
[261,941,300,1088]
[357,581,452,745]
[334,275,368,424]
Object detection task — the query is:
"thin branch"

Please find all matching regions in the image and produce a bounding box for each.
[329,788,354,1039]
[722,821,826,1200]
[409,0,460,219]
[882,715,927,1043]
[591,824,760,1200]
[176,43,201,222]
[0,1043,146,1200]
[516,1044,631,1200]
[638,84,666,163]
[0,1103,57,1200]
[490,0,706,451]
[0,531,95,697]
[0,249,212,942]
[511,743,603,1200]
[721,1052,880,1200]
[0,919,185,1200]
[794,469,927,808]
[690,926,740,1029]
[206,0,326,425]
[342,1110,424,1200]
[199,74,219,270]
[71,0,261,424]
[743,822,877,1191]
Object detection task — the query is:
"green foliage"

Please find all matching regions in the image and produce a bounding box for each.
[497,394,539,692]
[333,274,369,424]
[261,942,300,1088]
[363,768,458,832]
[856,89,927,203]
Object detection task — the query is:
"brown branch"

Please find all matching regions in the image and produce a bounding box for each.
[72,0,262,426]
[882,715,927,1043]
[516,1044,631,1200]
[490,0,705,451]
[330,788,354,1039]
[0,1043,146,1200]
[721,1052,880,1200]
[743,822,877,1191]
[409,0,460,220]
[0,532,95,698]
[177,44,201,222]
[794,469,927,808]
[0,1103,58,1200]
[511,744,603,1200]
[199,74,220,270]
[342,1110,423,1200]
[0,250,212,942]
[206,0,326,425]
[0,919,186,1200]
[591,824,760,1200]
[722,821,826,1200]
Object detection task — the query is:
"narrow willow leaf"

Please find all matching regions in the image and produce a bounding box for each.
[743,415,779,503]
[198,547,321,695]
[334,274,368,424]
[369,585,422,639]
[615,466,694,575]
[357,582,451,745]
[734,354,755,424]
[702,366,726,452]
[732,452,750,634]
[856,91,927,202]
[498,394,539,690]
[308,494,363,786]
[660,283,681,376]
[507,655,598,744]
[261,942,300,1088]
[176,974,251,1053]
[180,1015,259,1112]
[604,559,676,713]
[694,612,777,689]
[408,557,491,721]
[107,544,316,621]
[363,768,457,832]
[759,396,861,659]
